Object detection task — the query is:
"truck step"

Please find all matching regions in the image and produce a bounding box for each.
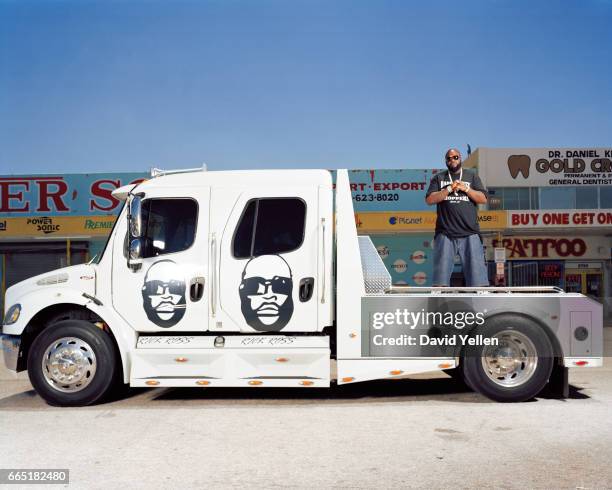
[130,335,330,388]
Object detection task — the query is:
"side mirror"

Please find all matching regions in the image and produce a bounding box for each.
[130,238,143,260]
[129,195,143,238]
[128,238,143,271]
[127,194,144,271]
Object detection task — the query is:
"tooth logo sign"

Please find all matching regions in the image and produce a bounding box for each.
[507,155,531,179]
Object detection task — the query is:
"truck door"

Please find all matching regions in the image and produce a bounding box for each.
[212,187,322,333]
[111,186,210,332]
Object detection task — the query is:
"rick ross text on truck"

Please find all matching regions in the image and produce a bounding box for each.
[1,168,603,405]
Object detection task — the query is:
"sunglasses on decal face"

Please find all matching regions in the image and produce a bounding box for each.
[240,276,292,296]
[446,155,460,162]
[143,280,184,296]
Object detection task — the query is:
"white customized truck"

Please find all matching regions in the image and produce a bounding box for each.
[1,168,603,406]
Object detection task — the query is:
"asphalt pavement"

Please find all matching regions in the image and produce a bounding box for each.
[1,331,611,489]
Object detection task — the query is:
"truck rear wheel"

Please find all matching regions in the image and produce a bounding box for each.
[462,315,554,402]
[27,320,118,406]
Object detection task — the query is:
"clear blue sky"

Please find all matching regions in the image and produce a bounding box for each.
[1,0,611,173]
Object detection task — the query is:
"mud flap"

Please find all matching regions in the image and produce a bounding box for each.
[546,365,569,398]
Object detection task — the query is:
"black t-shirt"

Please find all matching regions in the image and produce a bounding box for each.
[425,168,488,238]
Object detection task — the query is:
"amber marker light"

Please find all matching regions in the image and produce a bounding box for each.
[248,380,263,385]
[341,377,355,383]
[145,380,160,386]
[175,357,188,363]
[275,357,289,363]
[196,380,210,386]
[438,363,453,369]
[389,370,403,376]
[300,381,314,386]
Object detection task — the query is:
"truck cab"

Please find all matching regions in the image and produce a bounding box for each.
[108,169,333,335]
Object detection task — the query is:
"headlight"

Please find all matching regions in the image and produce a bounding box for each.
[4,304,21,325]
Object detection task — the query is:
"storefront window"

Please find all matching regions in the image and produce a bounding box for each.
[505,188,530,210]
[538,261,564,288]
[487,187,535,210]
[487,188,503,210]
[575,187,599,209]
[600,186,612,208]
[530,188,539,209]
[540,186,605,209]
[539,187,575,209]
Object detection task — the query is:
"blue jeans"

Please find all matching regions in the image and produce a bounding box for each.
[433,233,489,287]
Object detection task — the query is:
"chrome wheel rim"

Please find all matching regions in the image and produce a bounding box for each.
[481,330,537,387]
[42,337,97,393]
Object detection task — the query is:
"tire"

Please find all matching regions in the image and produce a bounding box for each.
[461,314,554,403]
[27,320,119,406]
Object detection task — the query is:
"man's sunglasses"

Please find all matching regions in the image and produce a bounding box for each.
[446,155,460,162]
[143,280,184,296]
[240,276,292,296]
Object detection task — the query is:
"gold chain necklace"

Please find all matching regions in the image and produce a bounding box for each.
[448,166,462,195]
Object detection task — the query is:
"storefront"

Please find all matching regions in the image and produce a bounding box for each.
[0,173,147,315]
[465,147,612,317]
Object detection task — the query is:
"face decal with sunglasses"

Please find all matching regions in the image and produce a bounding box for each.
[239,255,294,331]
[141,260,187,328]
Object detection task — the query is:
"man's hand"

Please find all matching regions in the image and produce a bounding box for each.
[453,180,487,204]
[455,181,468,193]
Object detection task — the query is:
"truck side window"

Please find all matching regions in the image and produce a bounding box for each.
[140,198,198,258]
[233,198,306,258]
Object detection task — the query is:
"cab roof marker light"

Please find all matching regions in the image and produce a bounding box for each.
[150,164,207,178]
[145,380,160,386]
[248,380,263,386]
[341,377,355,383]
[389,370,403,376]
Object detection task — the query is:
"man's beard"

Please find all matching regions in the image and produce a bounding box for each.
[446,161,462,174]
[240,291,294,332]
[142,294,186,328]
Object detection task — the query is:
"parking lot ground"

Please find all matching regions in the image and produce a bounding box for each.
[1,329,611,489]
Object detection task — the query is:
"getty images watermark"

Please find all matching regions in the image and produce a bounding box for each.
[370,308,498,347]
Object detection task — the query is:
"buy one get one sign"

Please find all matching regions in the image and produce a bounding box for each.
[510,210,612,228]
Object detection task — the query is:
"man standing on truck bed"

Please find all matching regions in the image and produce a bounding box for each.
[425,148,489,287]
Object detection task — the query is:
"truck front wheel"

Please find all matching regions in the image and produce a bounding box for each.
[462,315,554,402]
[27,320,118,406]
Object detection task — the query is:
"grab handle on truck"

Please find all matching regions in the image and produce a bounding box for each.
[321,217,326,304]
[211,233,217,316]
